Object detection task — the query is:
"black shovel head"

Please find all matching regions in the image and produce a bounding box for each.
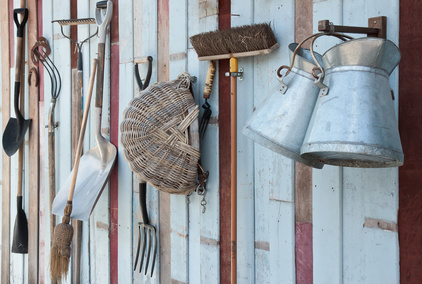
[11,198,28,254]
[2,117,31,157]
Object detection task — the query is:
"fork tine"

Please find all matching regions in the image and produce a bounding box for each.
[139,226,147,273]
[150,226,157,277]
[133,224,142,271]
[144,227,153,275]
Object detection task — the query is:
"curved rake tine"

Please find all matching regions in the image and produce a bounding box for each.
[133,223,142,271]
[139,227,147,273]
[150,226,157,277]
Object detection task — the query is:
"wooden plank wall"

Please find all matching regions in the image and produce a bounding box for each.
[0,0,404,283]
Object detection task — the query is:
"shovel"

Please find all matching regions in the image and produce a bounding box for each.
[11,145,28,254]
[52,0,116,221]
[2,8,30,157]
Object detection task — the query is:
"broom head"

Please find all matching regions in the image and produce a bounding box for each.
[50,201,74,282]
[190,22,278,60]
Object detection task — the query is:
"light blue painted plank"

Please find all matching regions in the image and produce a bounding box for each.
[313,165,343,284]
[168,1,190,283]
[252,1,296,283]
[132,1,160,283]
[118,0,135,283]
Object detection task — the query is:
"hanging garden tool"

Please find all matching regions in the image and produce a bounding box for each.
[11,145,28,254]
[31,36,63,252]
[131,56,157,276]
[52,0,116,221]
[2,8,30,157]
[50,59,97,282]
[199,61,216,140]
[190,22,278,284]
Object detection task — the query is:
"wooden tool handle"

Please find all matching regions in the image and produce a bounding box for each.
[67,59,97,202]
[203,61,216,99]
[17,144,24,197]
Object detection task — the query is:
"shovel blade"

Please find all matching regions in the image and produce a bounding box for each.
[2,118,31,156]
[52,144,117,221]
[12,198,28,254]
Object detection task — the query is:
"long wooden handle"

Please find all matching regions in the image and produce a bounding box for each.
[230,57,238,284]
[16,144,24,197]
[203,61,216,99]
[67,59,97,202]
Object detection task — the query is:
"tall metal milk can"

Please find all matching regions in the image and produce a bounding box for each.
[243,43,324,168]
[300,37,403,168]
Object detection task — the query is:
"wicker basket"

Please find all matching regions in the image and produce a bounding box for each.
[120,73,200,195]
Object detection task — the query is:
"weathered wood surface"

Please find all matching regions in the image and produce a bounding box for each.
[0,1,403,283]
[1,0,11,282]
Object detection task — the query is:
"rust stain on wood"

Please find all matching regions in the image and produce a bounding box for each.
[254,241,270,251]
[200,235,219,247]
[169,52,187,61]
[363,218,397,232]
[96,221,110,231]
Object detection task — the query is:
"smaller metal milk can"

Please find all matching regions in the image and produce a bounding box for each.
[300,37,403,168]
[243,42,324,168]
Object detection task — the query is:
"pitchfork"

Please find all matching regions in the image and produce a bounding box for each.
[134,182,157,276]
[133,56,157,276]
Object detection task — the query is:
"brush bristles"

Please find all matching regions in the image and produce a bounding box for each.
[190,23,277,57]
[50,221,73,283]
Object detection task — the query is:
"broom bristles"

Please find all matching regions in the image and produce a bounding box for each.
[50,202,74,283]
[190,22,277,57]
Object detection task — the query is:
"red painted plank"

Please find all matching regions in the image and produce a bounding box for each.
[399,1,422,283]
[218,0,231,283]
[109,1,119,283]
[295,222,313,283]
[294,1,314,283]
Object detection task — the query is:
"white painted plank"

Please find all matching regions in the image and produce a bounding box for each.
[187,0,221,282]
[169,1,190,282]
[231,0,255,282]
[252,1,296,283]
[311,2,344,284]
[313,165,343,284]
[76,2,95,283]
[117,1,135,284]
[132,1,160,283]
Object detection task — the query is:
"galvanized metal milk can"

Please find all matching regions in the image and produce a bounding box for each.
[243,43,324,168]
[300,37,403,168]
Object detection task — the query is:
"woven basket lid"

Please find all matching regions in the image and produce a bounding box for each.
[120,73,200,195]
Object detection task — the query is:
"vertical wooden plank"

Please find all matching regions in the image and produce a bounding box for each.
[168,1,189,283]
[218,0,231,282]
[27,0,40,282]
[132,1,159,283]
[313,166,343,284]
[399,0,422,283]
[311,2,344,284]
[1,0,11,281]
[157,0,171,283]
[253,1,296,283]
[117,0,134,283]
[187,0,221,283]
[230,1,255,282]
[341,2,400,283]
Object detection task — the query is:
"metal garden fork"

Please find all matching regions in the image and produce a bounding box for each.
[199,61,216,140]
[133,56,156,276]
[134,182,157,276]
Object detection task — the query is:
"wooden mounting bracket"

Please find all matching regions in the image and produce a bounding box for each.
[318,16,387,39]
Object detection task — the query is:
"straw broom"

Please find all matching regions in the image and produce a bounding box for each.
[50,59,97,282]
